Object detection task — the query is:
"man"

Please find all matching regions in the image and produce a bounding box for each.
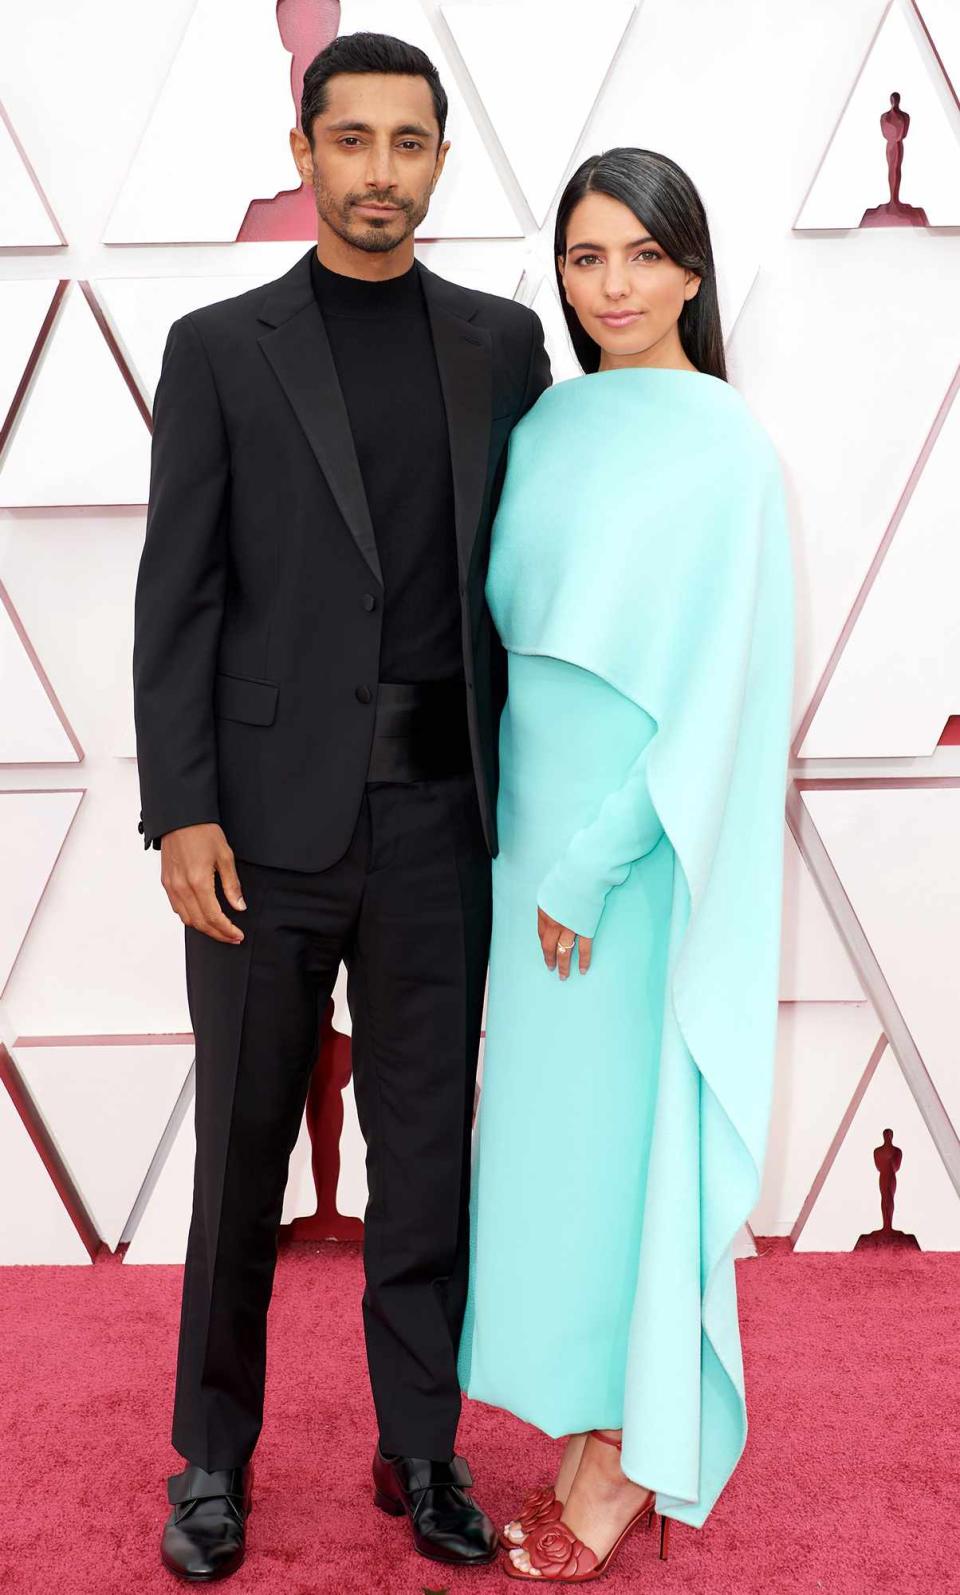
[132,28,551,1584]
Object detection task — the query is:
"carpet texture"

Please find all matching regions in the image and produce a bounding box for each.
[1,1238,956,1594]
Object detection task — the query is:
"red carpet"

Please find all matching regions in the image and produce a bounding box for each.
[1,1239,956,1594]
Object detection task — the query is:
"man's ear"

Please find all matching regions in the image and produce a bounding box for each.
[431,138,451,191]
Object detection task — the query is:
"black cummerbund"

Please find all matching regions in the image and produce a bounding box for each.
[365,679,473,782]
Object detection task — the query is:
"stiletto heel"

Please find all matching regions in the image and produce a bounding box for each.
[659,1513,670,1559]
[504,1429,661,1583]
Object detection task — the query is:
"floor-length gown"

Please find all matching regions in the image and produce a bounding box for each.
[456,366,794,1532]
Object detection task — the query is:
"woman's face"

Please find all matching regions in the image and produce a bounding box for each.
[557,191,701,365]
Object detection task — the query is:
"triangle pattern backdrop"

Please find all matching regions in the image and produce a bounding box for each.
[0,791,83,999]
[0,105,61,245]
[441,0,637,226]
[799,373,960,758]
[13,1041,194,1250]
[0,284,151,507]
[803,786,960,1138]
[0,583,82,764]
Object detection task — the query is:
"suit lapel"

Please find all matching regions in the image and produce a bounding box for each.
[418,261,493,584]
[257,248,381,587]
[256,247,493,592]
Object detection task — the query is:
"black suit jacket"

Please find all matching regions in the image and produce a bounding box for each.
[132,245,552,871]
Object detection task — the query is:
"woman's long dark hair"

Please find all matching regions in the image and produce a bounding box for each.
[553,148,726,381]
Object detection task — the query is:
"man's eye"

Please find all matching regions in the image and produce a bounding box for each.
[399,141,424,151]
[340,137,362,147]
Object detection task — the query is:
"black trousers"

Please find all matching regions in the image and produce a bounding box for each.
[171,774,491,1469]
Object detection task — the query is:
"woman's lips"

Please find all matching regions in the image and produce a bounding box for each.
[597,310,644,327]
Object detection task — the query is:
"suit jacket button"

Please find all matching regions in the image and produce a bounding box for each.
[362,593,377,611]
[355,684,373,704]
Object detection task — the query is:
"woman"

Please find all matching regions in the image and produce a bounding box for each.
[457,148,794,1583]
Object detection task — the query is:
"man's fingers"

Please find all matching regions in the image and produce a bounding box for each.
[193,874,245,942]
[169,874,244,943]
[217,854,246,912]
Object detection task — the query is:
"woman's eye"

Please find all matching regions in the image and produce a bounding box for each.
[573,254,599,266]
[636,250,661,263]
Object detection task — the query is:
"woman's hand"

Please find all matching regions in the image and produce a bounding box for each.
[538,907,592,979]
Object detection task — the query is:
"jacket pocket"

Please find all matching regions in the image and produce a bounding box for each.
[213,670,280,726]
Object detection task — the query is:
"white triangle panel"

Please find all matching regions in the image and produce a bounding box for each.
[123,1098,195,1264]
[0,280,60,436]
[751,1003,881,1237]
[794,1044,960,1250]
[338,0,521,239]
[0,1084,89,1263]
[442,1,635,225]
[800,386,960,757]
[104,0,296,243]
[779,828,863,1000]
[796,0,960,228]
[0,586,80,763]
[0,109,61,245]
[0,790,82,997]
[13,1042,194,1250]
[803,785,960,1138]
[0,285,151,507]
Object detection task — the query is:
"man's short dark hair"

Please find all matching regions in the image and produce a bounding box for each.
[301,31,449,147]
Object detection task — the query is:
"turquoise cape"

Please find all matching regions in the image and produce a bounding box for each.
[482,367,795,1527]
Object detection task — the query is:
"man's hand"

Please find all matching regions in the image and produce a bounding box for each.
[537,906,592,979]
[160,823,246,943]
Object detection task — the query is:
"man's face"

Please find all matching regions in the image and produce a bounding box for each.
[295,71,449,254]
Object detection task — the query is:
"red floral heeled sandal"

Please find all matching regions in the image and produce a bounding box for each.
[504,1430,669,1582]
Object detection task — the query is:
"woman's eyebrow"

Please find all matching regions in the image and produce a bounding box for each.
[568,237,657,251]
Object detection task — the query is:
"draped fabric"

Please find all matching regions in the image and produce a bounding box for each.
[484,367,795,1526]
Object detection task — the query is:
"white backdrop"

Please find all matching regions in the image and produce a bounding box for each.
[1,0,959,1263]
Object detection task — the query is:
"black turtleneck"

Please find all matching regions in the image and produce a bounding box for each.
[309,249,462,685]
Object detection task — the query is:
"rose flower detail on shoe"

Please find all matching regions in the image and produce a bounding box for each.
[518,1487,563,1531]
[522,1520,598,1579]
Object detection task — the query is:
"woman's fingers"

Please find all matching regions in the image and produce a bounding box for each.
[555,931,576,979]
[537,907,585,979]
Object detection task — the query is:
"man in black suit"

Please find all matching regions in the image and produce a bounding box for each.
[133,28,551,1584]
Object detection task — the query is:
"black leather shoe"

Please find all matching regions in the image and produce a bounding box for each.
[160,1462,253,1582]
[372,1447,497,1566]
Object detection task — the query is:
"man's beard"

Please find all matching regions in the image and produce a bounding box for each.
[313,178,430,254]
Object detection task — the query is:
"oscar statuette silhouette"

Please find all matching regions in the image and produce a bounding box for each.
[855,1127,920,1249]
[859,91,929,228]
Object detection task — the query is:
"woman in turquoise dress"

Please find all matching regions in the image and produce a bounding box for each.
[456,149,794,1582]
